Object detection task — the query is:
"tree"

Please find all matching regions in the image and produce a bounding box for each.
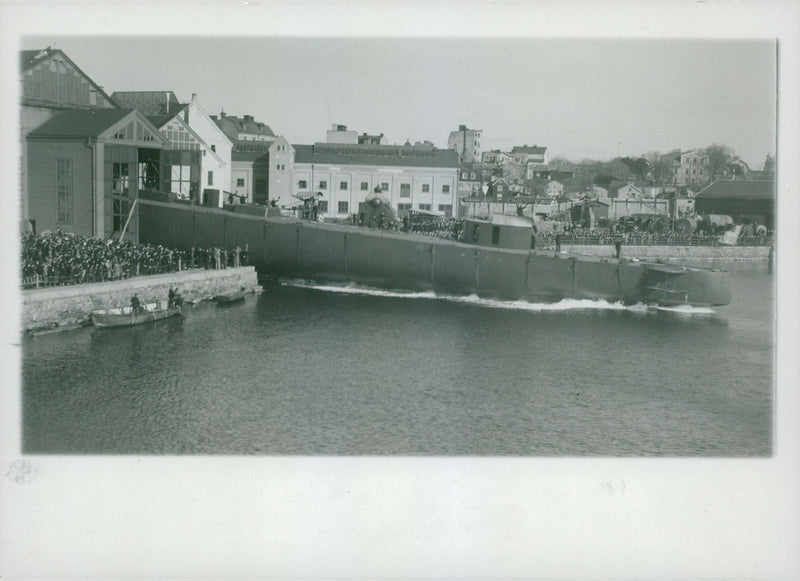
[705,144,735,180]
[645,151,671,186]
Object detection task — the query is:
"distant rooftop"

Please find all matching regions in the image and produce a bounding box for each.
[294,143,459,168]
[111,91,186,116]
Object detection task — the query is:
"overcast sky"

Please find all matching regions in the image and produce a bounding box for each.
[21,36,775,168]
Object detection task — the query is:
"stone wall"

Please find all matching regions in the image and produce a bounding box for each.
[22,266,259,331]
[562,244,771,261]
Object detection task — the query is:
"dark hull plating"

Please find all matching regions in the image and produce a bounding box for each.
[137,202,732,307]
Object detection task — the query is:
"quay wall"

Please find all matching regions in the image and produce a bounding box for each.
[22,267,258,331]
[562,244,771,261]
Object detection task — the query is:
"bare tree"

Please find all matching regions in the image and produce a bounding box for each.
[705,144,735,180]
[645,151,670,186]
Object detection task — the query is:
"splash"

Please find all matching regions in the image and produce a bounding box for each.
[281,279,716,315]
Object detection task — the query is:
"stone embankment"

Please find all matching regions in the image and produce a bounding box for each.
[22,266,259,332]
[562,244,771,261]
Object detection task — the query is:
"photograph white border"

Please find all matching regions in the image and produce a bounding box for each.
[2,1,798,579]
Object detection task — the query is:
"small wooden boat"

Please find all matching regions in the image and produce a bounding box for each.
[213,290,246,305]
[91,303,181,328]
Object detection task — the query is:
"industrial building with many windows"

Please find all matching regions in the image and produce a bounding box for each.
[291,142,460,218]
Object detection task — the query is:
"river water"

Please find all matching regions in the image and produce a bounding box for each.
[21,262,774,456]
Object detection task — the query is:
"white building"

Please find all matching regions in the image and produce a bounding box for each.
[447,124,482,164]
[292,143,460,218]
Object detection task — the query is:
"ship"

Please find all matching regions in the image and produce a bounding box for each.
[137,199,732,308]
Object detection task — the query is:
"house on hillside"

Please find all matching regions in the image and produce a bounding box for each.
[26,108,170,242]
[481,150,512,165]
[447,124,482,164]
[615,183,643,200]
[723,157,750,180]
[694,180,775,229]
[113,92,233,206]
[511,145,548,165]
[20,47,119,227]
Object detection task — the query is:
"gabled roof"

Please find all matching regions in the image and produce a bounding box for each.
[511,145,547,155]
[293,143,459,168]
[111,91,187,116]
[233,140,273,153]
[695,180,775,200]
[20,47,118,108]
[27,108,134,138]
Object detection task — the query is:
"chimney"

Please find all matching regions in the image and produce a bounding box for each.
[220,110,226,118]
[459,124,466,130]
[191,93,197,103]
[165,91,170,114]
[244,115,254,122]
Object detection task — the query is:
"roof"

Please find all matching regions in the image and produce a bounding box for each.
[695,180,775,201]
[511,146,547,155]
[660,150,682,163]
[233,140,273,153]
[20,49,44,70]
[111,91,186,116]
[215,115,275,142]
[27,108,134,138]
[21,47,117,108]
[146,114,177,128]
[293,143,459,168]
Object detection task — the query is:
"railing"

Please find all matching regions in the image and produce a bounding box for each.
[555,234,774,247]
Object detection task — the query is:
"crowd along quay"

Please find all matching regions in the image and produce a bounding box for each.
[137,200,732,308]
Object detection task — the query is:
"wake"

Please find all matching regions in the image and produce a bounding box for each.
[281,279,716,315]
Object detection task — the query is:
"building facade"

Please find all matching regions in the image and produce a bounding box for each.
[447,125,482,164]
[113,91,233,206]
[292,143,459,218]
[20,48,118,224]
[26,108,169,241]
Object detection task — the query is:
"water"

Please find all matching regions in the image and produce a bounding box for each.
[21,263,774,456]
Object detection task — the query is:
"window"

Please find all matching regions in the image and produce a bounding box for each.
[211,144,216,152]
[340,181,348,190]
[381,182,389,192]
[438,204,452,217]
[112,162,130,196]
[442,184,450,193]
[170,164,191,198]
[397,203,412,215]
[319,180,327,189]
[112,199,131,232]
[360,182,369,191]
[208,171,213,186]
[298,180,307,189]
[56,159,73,224]
[462,172,469,180]
[470,172,477,179]
[318,201,328,213]
[236,178,245,187]
[400,183,411,197]
[421,184,430,193]
[338,201,349,213]
[418,204,431,211]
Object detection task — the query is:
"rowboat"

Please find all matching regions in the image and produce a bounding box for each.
[91,303,181,328]
[213,290,246,304]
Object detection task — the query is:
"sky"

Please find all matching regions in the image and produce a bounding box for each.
[21,36,776,169]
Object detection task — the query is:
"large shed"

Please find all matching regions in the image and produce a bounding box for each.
[694,180,775,229]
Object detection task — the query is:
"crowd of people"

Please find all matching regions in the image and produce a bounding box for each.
[20,229,248,288]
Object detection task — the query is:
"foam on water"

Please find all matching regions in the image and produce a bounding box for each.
[281,279,715,315]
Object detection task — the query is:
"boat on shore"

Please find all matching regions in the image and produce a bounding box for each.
[213,290,246,304]
[91,303,181,328]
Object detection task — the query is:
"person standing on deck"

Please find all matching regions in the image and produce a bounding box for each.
[613,230,623,259]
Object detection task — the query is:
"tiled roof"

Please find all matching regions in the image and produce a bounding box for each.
[111,91,186,116]
[511,146,547,154]
[233,140,273,153]
[27,108,133,138]
[293,143,459,168]
[695,180,775,200]
[146,114,177,129]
